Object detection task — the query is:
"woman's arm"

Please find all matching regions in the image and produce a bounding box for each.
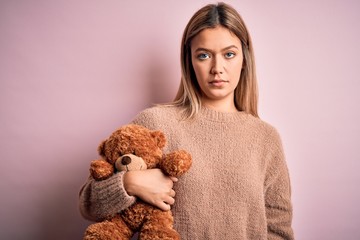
[78,107,177,220]
[264,129,294,240]
[79,169,177,221]
[125,107,178,211]
[78,172,136,221]
[124,169,178,211]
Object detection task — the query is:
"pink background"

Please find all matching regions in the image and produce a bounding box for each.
[1,0,359,239]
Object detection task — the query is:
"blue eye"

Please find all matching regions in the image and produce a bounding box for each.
[225,52,236,58]
[197,53,210,60]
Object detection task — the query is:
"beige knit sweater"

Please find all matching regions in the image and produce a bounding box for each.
[79,106,294,239]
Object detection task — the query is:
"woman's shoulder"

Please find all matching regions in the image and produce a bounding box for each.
[134,105,180,121]
[131,105,181,130]
[246,114,282,141]
[140,104,179,115]
[241,115,284,156]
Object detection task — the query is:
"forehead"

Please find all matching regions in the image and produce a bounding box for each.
[191,26,241,50]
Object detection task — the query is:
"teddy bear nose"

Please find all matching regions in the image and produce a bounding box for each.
[121,156,132,165]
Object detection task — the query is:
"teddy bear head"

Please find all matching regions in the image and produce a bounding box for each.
[98,124,166,172]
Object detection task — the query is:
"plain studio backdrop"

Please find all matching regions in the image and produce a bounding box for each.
[1,0,359,239]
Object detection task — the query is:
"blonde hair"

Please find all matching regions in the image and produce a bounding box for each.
[169,2,259,119]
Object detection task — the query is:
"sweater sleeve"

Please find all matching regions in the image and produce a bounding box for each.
[130,107,159,130]
[78,171,136,221]
[78,108,159,221]
[264,128,294,240]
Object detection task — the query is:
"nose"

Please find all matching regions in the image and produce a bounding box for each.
[210,55,224,74]
[121,156,132,165]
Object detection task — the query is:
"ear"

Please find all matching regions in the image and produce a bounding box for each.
[97,140,107,157]
[151,130,166,148]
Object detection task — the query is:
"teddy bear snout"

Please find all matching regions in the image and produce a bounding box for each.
[121,156,132,165]
[115,154,148,172]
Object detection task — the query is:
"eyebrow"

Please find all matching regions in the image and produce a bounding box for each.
[194,45,239,53]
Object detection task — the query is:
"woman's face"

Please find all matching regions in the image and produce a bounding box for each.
[190,26,243,109]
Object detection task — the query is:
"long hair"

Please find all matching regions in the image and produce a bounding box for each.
[170,2,259,119]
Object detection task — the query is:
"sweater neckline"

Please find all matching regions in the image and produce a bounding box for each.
[198,106,248,122]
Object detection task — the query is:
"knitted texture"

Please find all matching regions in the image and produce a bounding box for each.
[79,105,294,239]
[79,171,136,221]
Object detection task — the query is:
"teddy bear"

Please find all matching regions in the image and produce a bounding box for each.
[83,124,192,240]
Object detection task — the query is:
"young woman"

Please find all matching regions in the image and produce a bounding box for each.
[79,3,294,239]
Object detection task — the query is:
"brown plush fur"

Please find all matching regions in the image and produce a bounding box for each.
[83,124,192,240]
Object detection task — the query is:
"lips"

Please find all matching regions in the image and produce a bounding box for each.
[209,79,228,87]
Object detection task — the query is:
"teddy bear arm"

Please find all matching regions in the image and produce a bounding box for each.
[90,159,115,180]
[160,150,192,177]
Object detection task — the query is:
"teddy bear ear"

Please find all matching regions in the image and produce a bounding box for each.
[151,130,166,148]
[98,140,107,157]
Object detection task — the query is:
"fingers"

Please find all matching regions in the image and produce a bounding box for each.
[167,178,174,189]
[169,189,176,197]
[127,169,179,211]
[157,195,175,211]
[170,176,178,182]
[155,190,176,211]
[164,195,175,205]
[158,201,171,211]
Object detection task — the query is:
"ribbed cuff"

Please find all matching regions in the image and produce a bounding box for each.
[91,172,136,219]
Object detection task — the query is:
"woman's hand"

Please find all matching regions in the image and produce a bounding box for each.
[123,168,178,211]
